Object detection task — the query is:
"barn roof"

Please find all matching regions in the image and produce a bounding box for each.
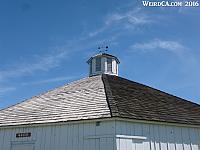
[0,74,200,127]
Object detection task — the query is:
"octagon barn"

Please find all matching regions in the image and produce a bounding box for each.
[0,53,200,150]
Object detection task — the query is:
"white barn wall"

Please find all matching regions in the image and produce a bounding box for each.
[115,120,200,150]
[0,119,200,150]
[0,120,115,150]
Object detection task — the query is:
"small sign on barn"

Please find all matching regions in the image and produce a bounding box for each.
[16,132,31,138]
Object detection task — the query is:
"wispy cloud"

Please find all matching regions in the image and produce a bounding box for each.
[0,50,68,82]
[0,86,16,96]
[0,38,90,97]
[0,6,153,83]
[0,31,111,95]
[129,38,200,94]
[0,25,115,85]
[130,39,186,56]
[105,8,152,27]
[88,26,108,38]
[21,76,77,86]
[88,7,153,38]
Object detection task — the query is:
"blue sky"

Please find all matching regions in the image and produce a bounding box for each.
[0,0,200,109]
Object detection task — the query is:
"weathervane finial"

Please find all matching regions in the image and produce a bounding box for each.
[98,45,108,53]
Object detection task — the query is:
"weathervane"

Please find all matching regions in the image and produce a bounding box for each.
[98,45,108,53]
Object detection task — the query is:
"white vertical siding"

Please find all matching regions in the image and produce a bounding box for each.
[159,125,168,150]
[115,120,200,150]
[142,124,150,150]
[166,126,176,150]
[0,120,115,150]
[182,128,192,150]
[0,120,200,150]
[189,128,199,150]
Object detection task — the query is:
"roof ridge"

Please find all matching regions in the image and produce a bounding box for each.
[102,74,119,117]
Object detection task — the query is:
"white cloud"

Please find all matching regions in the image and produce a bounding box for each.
[129,38,200,94]
[130,39,186,56]
[0,33,108,84]
[0,50,68,82]
[0,37,95,99]
[88,7,153,38]
[105,8,152,26]
[0,26,115,84]
[88,26,108,38]
[0,86,16,96]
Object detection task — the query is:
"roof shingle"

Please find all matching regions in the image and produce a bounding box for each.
[0,74,200,127]
[0,76,111,126]
[102,74,200,125]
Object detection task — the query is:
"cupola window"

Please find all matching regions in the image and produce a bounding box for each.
[89,63,92,75]
[96,57,101,72]
[107,58,112,72]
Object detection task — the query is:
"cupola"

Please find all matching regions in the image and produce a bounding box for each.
[87,52,120,77]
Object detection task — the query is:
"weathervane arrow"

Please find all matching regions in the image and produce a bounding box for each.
[98,45,108,53]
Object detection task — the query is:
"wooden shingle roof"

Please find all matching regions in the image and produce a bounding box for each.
[103,74,200,126]
[0,74,200,127]
[0,76,111,127]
